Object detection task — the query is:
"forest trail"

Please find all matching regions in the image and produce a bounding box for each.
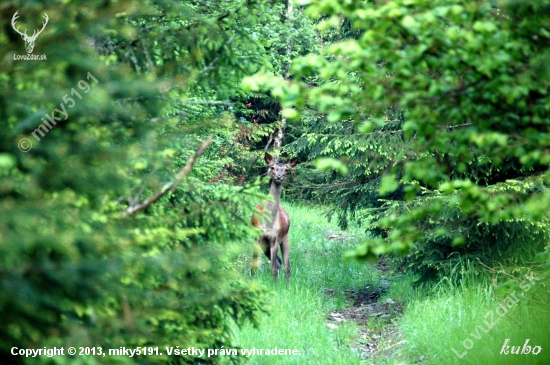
[235,204,550,365]
[235,204,400,365]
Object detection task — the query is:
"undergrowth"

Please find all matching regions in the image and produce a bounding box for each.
[385,260,550,365]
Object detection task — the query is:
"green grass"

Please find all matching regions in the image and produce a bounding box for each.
[233,203,550,365]
[233,202,380,364]
[390,264,550,365]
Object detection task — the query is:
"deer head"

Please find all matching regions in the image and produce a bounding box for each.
[265,153,298,185]
[12,11,49,54]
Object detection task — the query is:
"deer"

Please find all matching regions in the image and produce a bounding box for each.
[251,152,298,281]
[11,11,49,54]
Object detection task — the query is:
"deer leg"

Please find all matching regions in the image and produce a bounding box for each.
[269,251,282,269]
[263,238,281,269]
[281,235,290,282]
[270,239,280,279]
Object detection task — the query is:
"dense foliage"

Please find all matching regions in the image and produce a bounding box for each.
[3,0,550,363]
[246,0,550,279]
[0,0,312,363]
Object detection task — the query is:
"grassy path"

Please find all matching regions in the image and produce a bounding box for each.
[234,203,380,364]
[235,203,550,365]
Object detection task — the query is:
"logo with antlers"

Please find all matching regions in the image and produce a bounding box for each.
[11,11,49,54]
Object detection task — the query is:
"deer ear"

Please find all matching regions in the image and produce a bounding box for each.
[265,152,273,165]
[288,157,298,168]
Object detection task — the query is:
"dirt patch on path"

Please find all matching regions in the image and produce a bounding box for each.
[325,282,405,362]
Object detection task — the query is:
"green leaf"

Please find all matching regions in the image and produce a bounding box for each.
[281,108,300,120]
[358,121,374,134]
[314,157,349,175]
[0,153,16,171]
[452,236,466,246]
[379,174,399,195]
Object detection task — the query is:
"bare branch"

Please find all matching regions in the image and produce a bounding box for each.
[170,137,212,193]
[199,56,219,74]
[141,39,155,73]
[122,137,213,217]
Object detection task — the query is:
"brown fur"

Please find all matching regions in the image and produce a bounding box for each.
[251,153,297,281]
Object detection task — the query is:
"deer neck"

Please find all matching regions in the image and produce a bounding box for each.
[265,179,282,227]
